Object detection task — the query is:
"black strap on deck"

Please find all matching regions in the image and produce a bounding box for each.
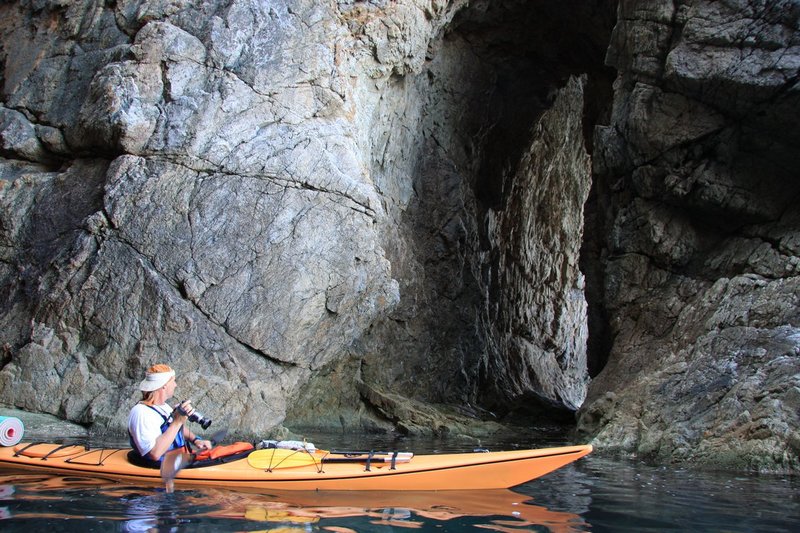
[13,442,44,457]
[40,443,86,460]
[364,450,375,471]
[390,451,398,470]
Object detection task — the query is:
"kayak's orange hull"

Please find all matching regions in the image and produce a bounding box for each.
[0,443,592,491]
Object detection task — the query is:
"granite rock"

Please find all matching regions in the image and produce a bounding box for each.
[578,0,800,471]
[0,0,609,438]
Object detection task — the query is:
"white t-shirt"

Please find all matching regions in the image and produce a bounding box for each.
[128,403,175,458]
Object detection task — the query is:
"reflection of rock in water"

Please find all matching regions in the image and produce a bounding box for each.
[514,461,594,516]
[0,483,15,498]
[120,492,181,533]
[380,507,412,521]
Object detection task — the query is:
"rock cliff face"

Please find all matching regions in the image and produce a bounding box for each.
[0,0,611,436]
[578,0,800,470]
[0,0,797,470]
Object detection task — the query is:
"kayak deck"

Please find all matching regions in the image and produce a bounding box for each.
[0,443,592,491]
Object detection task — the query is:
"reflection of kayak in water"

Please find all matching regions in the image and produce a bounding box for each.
[0,473,586,532]
[196,487,587,530]
[0,442,591,491]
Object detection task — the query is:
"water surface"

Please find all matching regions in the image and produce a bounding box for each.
[1,433,797,532]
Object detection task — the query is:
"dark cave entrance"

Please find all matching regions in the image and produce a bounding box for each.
[359,0,619,430]
[443,0,619,415]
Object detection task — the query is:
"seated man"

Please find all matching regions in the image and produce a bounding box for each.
[128,364,212,467]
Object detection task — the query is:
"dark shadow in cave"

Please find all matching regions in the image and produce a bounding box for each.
[450,0,617,211]
[445,0,619,419]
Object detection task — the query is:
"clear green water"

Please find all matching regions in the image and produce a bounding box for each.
[1,432,798,532]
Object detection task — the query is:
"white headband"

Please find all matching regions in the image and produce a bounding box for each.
[139,370,175,391]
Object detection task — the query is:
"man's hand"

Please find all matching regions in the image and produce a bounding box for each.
[193,438,213,451]
[172,400,194,423]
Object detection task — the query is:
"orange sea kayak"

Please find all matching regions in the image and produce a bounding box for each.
[0,442,592,491]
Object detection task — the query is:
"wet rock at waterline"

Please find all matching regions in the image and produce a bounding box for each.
[1,1,798,471]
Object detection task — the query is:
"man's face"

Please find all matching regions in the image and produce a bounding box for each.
[164,375,177,399]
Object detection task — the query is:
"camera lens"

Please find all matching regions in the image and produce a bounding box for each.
[188,411,212,430]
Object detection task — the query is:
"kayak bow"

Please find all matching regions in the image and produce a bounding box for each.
[0,442,592,491]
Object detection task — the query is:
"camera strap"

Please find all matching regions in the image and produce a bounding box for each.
[144,404,186,451]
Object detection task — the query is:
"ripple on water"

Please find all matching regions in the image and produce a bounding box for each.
[516,456,800,532]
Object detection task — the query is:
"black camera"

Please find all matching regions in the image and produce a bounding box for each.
[175,402,213,430]
[189,410,212,430]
